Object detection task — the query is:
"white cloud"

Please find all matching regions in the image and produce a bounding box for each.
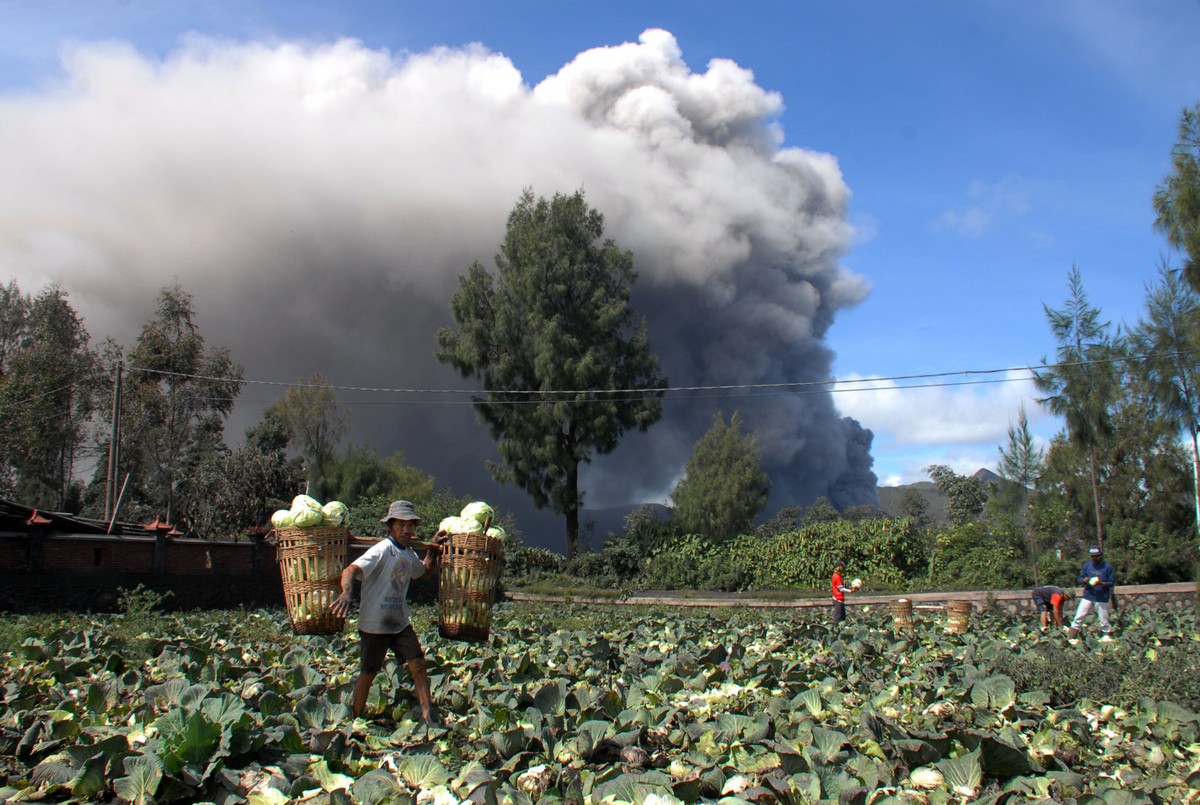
[931,177,1031,238]
[835,369,1059,485]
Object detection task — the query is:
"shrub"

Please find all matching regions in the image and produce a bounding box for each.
[924,522,1031,590]
[746,518,923,590]
[640,534,747,591]
[568,551,619,588]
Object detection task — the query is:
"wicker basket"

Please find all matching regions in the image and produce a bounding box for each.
[438,532,504,642]
[276,525,349,635]
[890,598,914,631]
[946,600,972,634]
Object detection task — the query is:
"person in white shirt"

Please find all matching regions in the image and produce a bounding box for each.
[332,500,441,723]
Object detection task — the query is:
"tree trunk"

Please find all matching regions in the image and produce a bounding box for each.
[1191,427,1200,536]
[564,459,580,566]
[1088,447,1105,549]
[1026,524,1039,587]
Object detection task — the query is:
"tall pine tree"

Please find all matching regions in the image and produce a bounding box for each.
[436,189,665,560]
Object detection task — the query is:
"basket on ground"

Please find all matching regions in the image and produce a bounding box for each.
[946,600,972,634]
[438,532,504,641]
[890,598,914,631]
[276,525,348,635]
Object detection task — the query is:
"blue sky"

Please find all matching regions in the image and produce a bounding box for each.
[2,0,1198,505]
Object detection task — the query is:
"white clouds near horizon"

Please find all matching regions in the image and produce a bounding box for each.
[834,369,1056,484]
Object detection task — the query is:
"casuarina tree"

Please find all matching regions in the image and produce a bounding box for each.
[436,188,665,561]
[1033,266,1120,549]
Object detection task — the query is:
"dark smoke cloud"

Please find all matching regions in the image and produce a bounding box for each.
[0,30,875,547]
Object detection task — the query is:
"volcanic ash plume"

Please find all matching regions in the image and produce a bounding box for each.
[0,28,875,541]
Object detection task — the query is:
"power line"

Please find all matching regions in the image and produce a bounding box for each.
[119,352,1147,400]
[0,350,1173,414]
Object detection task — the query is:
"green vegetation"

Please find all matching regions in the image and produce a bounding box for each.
[1,602,1197,803]
[670,411,771,542]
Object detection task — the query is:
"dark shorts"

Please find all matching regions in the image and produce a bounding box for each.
[1032,593,1063,613]
[359,625,425,673]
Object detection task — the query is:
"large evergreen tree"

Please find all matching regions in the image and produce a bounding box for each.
[436,189,665,560]
[1033,267,1120,548]
[671,410,771,540]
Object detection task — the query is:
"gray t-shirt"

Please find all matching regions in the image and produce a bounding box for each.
[353,538,426,634]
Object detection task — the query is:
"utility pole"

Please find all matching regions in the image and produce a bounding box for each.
[105,361,123,520]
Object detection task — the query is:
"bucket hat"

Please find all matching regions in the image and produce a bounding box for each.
[381,500,421,523]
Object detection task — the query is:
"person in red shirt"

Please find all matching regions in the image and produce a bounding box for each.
[1030,584,1073,630]
[831,559,859,624]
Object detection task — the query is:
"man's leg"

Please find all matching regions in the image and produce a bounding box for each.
[1069,599,1092,633]
[1096,602,1111,634]
[354,632,389,718]
[352,671,378,718]
[832,600,845,624]
[393,626,436,723]
[407,656,434,720]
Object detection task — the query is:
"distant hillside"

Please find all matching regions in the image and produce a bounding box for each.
[579,469,998,542]
[877,481,949,525]
[878,468,1001,526]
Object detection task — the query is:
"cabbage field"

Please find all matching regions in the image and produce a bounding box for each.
[1,601,1198,804]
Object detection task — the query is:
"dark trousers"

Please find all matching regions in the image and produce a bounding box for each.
[832,599,845,624]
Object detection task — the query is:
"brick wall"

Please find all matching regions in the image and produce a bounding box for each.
[0,537,29,570]
[0,532,283,611]
[167,541,258,576]
[40,536,157,573]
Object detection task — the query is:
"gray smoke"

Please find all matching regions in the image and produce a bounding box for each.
[0,29,876,545]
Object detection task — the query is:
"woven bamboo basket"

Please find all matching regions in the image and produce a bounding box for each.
[946,600,972,634]
[276,525,349,635]
[438,532,504,642]
[890,598,914,631]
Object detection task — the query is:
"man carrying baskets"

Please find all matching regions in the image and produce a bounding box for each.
[332,500,442,724]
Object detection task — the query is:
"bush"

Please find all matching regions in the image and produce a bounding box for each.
[924,522,1032,590]
[503,545,565,587]
[746,518,924,590]
[1102,520,1195,584]
[568,551,619,588]
[640,534,747,591]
